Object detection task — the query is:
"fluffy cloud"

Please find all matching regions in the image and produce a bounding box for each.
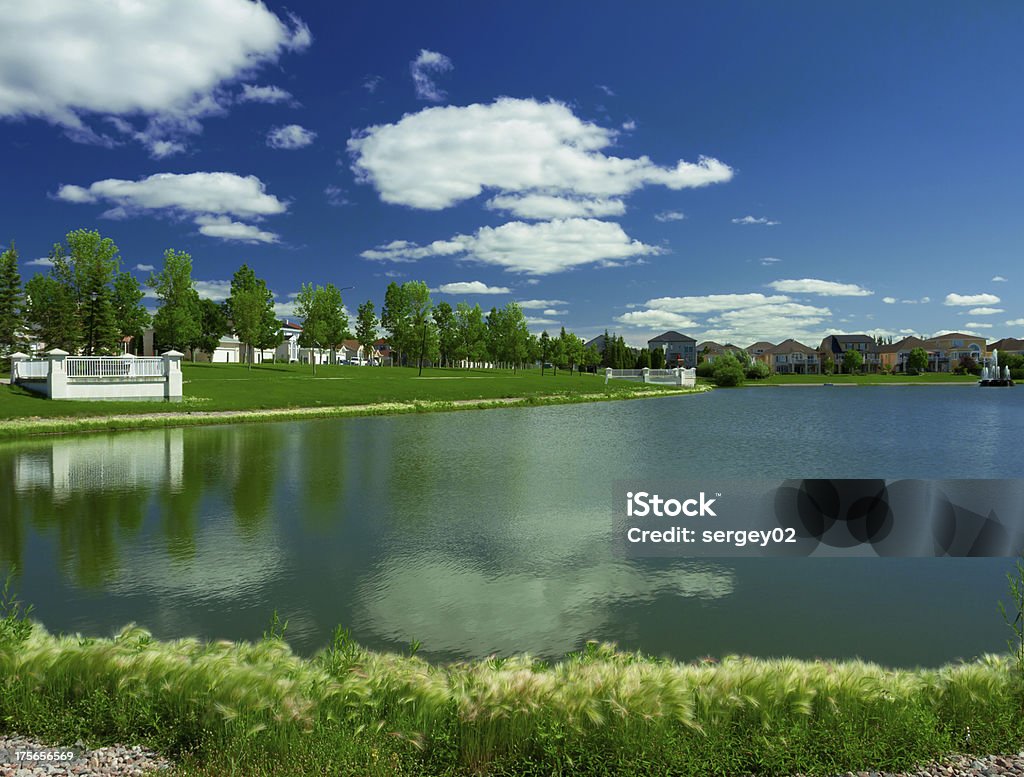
[26,257,54,267]
[732,216,779,226]
[967,307,1004,315]
[486,194,625,219]
[525,316,559,326]
[239,84,292,104]
[768,278,873,297]
[759,257,781,266]
[965,322,993,329]
[516,299,568,309]
[134,263,155,272]
[992,275,1008,282]
[640,293,793,313]
[542,309,567,316]
[324,185,350,207]
[361,218,662,275]
[614,310,701,330]
[1006,318,1024,326]
[266,124,316,149]
[410,49,452,102]
[348,98,733,211]
[193,280,233,301]
[882,297,897,304]
[363,75,383,93]
[436,281,511,295]
[56,172,286,243]
[654,210,686,222]
[0,0,310,155]
[944,293,1001,306]
[195,216,279,244]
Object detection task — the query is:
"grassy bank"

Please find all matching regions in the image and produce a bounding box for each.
[0,364,699,438]
[2,606,1022,777]
[756,373,979,385]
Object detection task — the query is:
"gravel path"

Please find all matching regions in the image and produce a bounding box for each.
[0,735,171,776]
[4,734,1021,776]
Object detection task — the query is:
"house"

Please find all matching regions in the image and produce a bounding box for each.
[745,341,775,366]
[584,334,607,352]
[877,336,928,373]
[275,320,303,362]
[818,334,880,373]
[697,341,745,363]
[648,331,697,368]
[920,332,985,372]
[988,338,1024,357]
[766,339,820,374]
[374,338,394,367]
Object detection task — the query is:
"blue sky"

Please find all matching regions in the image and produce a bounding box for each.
[2,0,1022,346]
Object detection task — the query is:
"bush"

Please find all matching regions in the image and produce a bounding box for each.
[695,361,715,378]
[712,353,745,387]
[745,361,770,379]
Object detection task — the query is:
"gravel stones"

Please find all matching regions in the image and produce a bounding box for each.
[0,735,170,777]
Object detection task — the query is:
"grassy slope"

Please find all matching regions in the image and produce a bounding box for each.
[0,363,683,421]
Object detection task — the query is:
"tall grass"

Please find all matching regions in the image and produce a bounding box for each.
[3,601,1024,777]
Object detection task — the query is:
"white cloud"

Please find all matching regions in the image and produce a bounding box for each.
[596,84,616,97]
[193,280,232,301]
[965,322,993,329]
[266,124,316,150]
[614,310,701,330]
[436,281,511,295]
[0,0,310,155]
[273,300,298,318]
[486,194,625,219]
[324,185,350,207]
[622,120,636,131]
[56,172,286,218]
[361,218,662,275]
[945,293,1001,306]
[363,75,383,93]
[1006,318,1024,326]
[517,299,568,309]
[26,257,54,266]
[239,84,292,104]
[134,263,155,272]
[194,216,279,244]
[882,297,897,304]
[768,278,873,297]
[920,297,931,304]
[992,275,1007,282]
[642,293,793,313]
[410,49,452,102]
[525,316,559,326]
[654,210,685,222]
[759,257,781,266]
[732,215,779,226]
[348,98,733,210]
[542,309,567,316]
[967,307,1004,315]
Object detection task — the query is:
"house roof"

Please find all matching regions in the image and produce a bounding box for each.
[279,319,303,331]
[767,339,816,355]
[927,332,985,341]
[745,341,775,352]
[989,337,1024,352]
[877,336,927,354]
[584,334,606,348]
[697,341,723,352]
[648,330,695,343]
[342,339,360,350]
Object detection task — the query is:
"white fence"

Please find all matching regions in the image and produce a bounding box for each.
[10,350,183,400]
[605,367,696,387]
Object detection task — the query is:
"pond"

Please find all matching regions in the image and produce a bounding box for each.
[2,385,1022,667]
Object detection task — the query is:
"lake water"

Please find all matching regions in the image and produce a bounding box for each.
[2,386,1022,667]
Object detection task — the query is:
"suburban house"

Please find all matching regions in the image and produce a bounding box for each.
[697,341,745,363]
[648,331,697,368]
[584,334,607,353]
[766,339,821,374]
[988,337,1024,357]
[745,342,775,365]
[877,336,928,372]
[818,334,880,373]
[920,332,985,372]
[276,320,303,362]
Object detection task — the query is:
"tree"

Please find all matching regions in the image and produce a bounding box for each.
[582,344,601,372]
[651,346,665,369]
[712,352,745,387]
[380,282,412,366]
[0,243,23,358]
[822,355,835,375]
[560,330,583,375]
[61,229,121,355]
[907,347,929,375]
[403,281,433,375]
[433,301,456,367]
[355,300,378,365]
[539,330,551,374]
[111,271,150,354]
[842,349,864,374]
[192,299,230,359]
[226,265,278,365]
[454,302,486,367]
[150,249,201,354]
[635,346,651,369]
[24,274,80,353]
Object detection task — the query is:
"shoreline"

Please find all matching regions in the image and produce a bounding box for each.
[0,386,708,440]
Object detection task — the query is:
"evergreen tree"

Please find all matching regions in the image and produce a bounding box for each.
[62,229,121,355]
[0,243,23,357]
[539,330,551,374]
[355,300,378,365]
[380,282,411,366]
[651,346,665,369]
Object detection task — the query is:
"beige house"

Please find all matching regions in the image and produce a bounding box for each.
[766,339,820,374]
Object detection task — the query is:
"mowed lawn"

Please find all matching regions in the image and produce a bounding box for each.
[0,362,683,419]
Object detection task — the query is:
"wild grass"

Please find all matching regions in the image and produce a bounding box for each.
[2,602,1024,777]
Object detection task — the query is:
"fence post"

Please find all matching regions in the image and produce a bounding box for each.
[119,352,137,378]
[162,350,183,400]
[47,348,69,399]
[9,352,28,383]
[605,367,613,385]
[674,367,682,386]
[642,367,651,383]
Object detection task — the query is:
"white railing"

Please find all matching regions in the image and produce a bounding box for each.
[14,359,48,379]
[605,367,697,387]
[66,357,166,379]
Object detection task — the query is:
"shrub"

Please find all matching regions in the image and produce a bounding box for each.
[712,353,745,387]
[745,361,770,379]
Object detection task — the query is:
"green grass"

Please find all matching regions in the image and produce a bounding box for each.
[0,364,696,436]
[2,613,1022,777]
